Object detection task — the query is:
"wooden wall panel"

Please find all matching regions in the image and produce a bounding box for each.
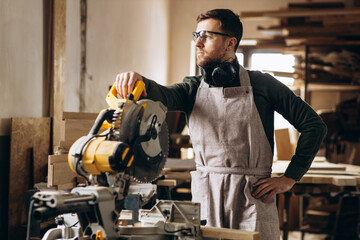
[8,118,50,239]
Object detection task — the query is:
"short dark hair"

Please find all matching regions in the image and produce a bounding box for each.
[196,9,243,51]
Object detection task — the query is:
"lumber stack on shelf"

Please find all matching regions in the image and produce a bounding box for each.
[240,1,360,93]
[240,1,360,44]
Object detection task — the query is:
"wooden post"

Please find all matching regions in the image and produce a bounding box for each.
[51,0,66,150]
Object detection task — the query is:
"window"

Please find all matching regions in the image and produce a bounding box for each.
[249,51,296,130]
[250,52,295,86]
[235,52,244,66]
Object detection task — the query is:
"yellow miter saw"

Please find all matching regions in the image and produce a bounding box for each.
[68,81,168,183]
[29,82,204,240]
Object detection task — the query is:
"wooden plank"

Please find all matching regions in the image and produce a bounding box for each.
[201,226,260,240]
[156,179,178,187]
[240,8,360,19]
[275,129,294,161]
[48,164,55,186]
[57,112,98,150]
[56,182,76,190]
[51,0,67,150]
[47,154,77,189]
[287,2,345,9]
[164,172,191,180]
[332,176,357,186]
[48,153,69,164]
[8,118,50,239]
[307,83,360,91]
[62,111,98,120]
[163,158,196,172]
[62,118,95,145]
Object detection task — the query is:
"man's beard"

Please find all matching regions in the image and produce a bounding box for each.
[197,52,226,68]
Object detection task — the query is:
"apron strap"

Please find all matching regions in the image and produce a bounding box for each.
[239,64,251,87]
[197,166,271,176]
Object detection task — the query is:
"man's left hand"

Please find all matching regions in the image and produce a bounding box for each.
[252,176,296,203]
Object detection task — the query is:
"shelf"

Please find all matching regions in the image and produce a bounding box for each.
[307,83,360,91]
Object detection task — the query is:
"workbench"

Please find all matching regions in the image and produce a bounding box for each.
[160,157,360,240]
[272,158,360,240]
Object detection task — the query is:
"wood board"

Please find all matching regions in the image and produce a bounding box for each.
[51,0,67,151]
[47,154,78,190]
[275,129,295,160]
[201,226,260,240]
[8,118,50,239]
[272,160,360,186]
[57,112,98,152]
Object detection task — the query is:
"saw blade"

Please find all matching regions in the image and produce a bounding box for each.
[117,100,143,145]
[114,99,168,183]
[131,122,169,183]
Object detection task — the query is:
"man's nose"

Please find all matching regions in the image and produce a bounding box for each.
[195,38,204,48]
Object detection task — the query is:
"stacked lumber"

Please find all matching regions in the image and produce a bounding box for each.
[240,1,360,87]
[240,1,360,44]
[57,111,98,152]
[48,112,97,190]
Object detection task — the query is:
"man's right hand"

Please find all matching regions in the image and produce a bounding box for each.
[115,71,147,99]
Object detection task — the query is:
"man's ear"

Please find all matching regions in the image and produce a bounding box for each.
[226,37,237,51]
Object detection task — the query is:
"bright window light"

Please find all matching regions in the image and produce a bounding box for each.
[250,52,296,130]
[251,53,295,86]
[236,52,244,66]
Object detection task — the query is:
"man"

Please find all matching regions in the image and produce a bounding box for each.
[116,9,326,239]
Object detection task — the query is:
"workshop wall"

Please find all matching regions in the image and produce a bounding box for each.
[83,0,170,113]
[0,0,44,237]
[0,0,44,123]
[65,0,81,113]
[80,0,301,110]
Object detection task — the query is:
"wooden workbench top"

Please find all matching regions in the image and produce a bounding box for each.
[272,158,360,186]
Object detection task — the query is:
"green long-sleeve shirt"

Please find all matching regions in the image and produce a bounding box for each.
[142,70,327,181]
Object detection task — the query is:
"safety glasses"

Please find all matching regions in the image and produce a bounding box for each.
[192,30,233,42]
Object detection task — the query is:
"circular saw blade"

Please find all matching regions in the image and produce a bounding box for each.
[130,121,169,183]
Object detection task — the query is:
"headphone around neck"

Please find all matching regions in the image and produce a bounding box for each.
[201,58,239,87]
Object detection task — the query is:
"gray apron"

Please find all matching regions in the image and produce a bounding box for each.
[189,65,280,240]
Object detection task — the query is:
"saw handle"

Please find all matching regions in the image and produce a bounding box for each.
[106,81,145,109]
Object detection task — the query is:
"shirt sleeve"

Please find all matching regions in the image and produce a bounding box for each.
[254,72,327,181]
[141,75,201,118]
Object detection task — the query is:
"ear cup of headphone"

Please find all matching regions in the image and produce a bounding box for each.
[211,62,237,87]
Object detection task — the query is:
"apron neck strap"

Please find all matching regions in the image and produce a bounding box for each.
[239,64,251,87]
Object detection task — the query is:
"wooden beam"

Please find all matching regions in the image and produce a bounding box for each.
[201,226,260,240]
[80,0,87,112]
[240,8,360,19]
[51,0,66,150]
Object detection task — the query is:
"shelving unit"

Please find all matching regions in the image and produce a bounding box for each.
[240,2,360,239]
[286,43,360,108]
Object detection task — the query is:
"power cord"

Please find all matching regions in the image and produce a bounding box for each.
[162,212,192,234]
[26,199,35,240]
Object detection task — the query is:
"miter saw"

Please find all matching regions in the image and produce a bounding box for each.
[27,81,204,240]
[68,80,168,183]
